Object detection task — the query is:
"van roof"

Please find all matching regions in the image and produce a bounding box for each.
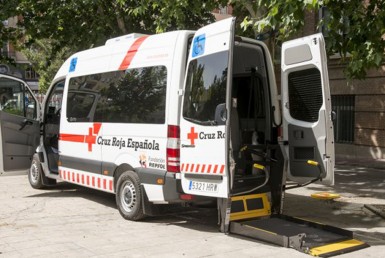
[54,30,193,81]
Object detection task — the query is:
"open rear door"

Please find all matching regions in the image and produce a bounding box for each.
[179,17,235,198]
[281,34,334,185]
[0,74,40,175]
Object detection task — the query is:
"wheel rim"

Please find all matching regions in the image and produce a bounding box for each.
[30,161,40,184]
[120,181,137,213]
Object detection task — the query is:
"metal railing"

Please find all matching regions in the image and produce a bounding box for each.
[331,95,355,144]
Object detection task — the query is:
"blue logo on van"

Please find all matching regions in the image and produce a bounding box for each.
[69,57,78,72]
[192,34,205,58]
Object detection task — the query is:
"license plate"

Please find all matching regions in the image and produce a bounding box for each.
[189,181,218,193]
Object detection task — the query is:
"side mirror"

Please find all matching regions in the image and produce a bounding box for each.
[215,103,227,125]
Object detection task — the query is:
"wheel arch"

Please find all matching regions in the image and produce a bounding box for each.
[113,163,136,192]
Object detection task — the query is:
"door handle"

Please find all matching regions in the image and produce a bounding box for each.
[19,119,33,130]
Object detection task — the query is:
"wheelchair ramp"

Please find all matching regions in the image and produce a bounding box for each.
[230,215,369,257]
[228,194,368,257]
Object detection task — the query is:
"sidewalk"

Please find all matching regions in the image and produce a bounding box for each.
[336,157,385,170]
[284,164,385,247]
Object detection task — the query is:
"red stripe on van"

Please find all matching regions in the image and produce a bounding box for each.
[119,36,148,70]
[59,134,85,142]
[213,165,218,174]
[207,165,212,173]
[109,180,113,191]
[196,164,200,173]
[220,165,225,174]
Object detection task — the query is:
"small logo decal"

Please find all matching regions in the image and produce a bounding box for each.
[69,57,78,72]
[192,34,205,58]
[139,153,147,168]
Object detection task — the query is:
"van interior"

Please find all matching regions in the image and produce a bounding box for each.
[230,40,283,210]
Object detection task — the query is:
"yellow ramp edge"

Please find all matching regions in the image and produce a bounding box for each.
[309,239,368,257]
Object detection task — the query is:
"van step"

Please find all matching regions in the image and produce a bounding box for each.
[230,215,369,257]
[230,193,271,221]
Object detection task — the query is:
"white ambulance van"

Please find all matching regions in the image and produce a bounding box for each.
[1,18,367,255]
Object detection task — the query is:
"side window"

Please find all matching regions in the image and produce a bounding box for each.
[183,51,228,124]
[288,68,322,123]
[25,87,37,119]
[0,77,26,117]
[45,81,64,123]
[67,66,167,124]
[66,92,95,122]
[98,66,167,124]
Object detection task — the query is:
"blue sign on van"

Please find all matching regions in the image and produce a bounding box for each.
[69,57,78,72]
[192,34,205,58]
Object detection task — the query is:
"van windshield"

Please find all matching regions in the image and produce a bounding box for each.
[182,51,228,125]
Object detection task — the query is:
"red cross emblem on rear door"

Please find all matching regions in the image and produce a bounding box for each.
[187,127,198,145]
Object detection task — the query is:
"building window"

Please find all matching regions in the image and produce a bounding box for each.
[219,6,228,15]
[25,66,39,80]
[332,95,355,144]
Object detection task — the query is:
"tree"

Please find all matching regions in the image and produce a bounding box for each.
[0,0,19,65]
[2,0,227,92]
[236,0,385,79]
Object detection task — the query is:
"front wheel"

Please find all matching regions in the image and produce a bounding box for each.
[116,171,144,221]
[28,154,44,189]
[28,154,56,189]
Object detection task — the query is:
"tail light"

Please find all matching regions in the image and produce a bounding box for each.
[167,125,180,172]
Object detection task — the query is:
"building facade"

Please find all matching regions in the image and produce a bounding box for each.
[301,10,385,161]
[1,17,39,92]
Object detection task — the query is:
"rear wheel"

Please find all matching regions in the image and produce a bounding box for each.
[116,171,144,220]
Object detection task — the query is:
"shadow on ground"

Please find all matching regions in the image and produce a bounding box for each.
[283,193,385,246]
[26,182,117,209]
[305,166,385,200]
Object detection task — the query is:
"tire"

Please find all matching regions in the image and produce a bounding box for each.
[28,154,44,189]
[116,171,144,221]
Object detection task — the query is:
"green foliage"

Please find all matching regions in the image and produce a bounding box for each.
[3,0,383,82]
[237,0,385,79]
[2,0,226,91]
[322,0,385,78]
[22,39,71,93]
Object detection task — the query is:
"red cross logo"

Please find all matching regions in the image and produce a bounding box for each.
[59,123,102,152]
[187,127,198,145]
[85,123,101,152]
